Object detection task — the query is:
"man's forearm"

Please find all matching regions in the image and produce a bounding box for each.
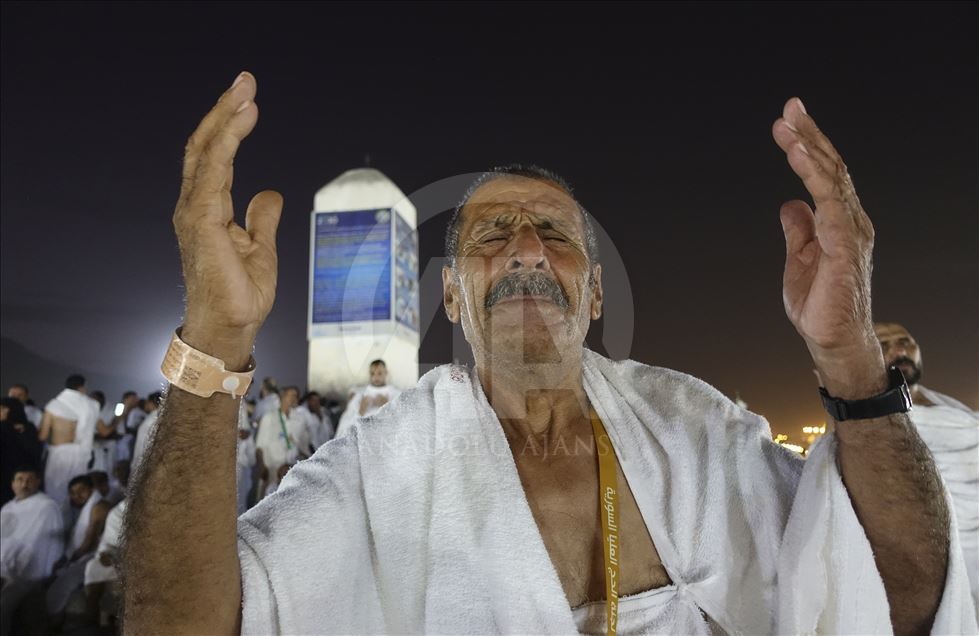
[836,412,949,635]
[121,384,243,633]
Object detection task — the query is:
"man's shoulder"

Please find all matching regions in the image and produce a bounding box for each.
[585,350,753,419]
[9,492,60,515]
[918,386,978,416]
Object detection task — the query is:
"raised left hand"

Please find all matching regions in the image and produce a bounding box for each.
[772,98,886,397]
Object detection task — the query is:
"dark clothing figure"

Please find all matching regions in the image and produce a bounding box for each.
[0,397,43,506]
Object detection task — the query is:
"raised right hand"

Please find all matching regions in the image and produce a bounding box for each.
[173,72,282,370]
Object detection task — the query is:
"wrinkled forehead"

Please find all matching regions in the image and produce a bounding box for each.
[461,177,583,237]
[874,322,915,343]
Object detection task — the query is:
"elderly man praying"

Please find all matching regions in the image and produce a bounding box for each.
[122,73,977,634]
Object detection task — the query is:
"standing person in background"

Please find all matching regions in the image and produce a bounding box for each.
[236,403,256,515]
[251,377,280,424]
[6,385,42,428]
[255,386,308,499]
[124,395,148,461]
[335,359,401,438]
[875,322,979,617]
[111,461,130,504]
[130,392,162,476]
[295,391,334,452]
[39,375,99,511]
[88,391,120,474]
[110,392,141,464]
[0,398,43,507]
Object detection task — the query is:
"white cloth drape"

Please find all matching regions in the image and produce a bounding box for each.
[237,350,977,634]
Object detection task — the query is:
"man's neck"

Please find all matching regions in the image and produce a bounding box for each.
[477,353,590,444]
[14,492,36,502]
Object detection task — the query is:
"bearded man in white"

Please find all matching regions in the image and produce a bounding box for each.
[122,73,977,634]
[875,321,979,617]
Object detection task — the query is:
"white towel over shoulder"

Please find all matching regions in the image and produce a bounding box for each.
[238,349,977,634]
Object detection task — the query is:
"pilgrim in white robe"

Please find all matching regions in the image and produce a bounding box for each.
[0,490,64,636]
[237,350,978,634]
[237,406,257,515]
[46,490,103,614]
[24,404,43,428]
[91,404,118,474]
[131,410,159,477]
[84,500,126,586]
[911,385,979,618]
[116,407,146,464]
[42,389,98,510]
[254,408,309,496]
[251,393,280,425]
[0,491,64,583]
[335,383,401,438]
[294,403,334,452]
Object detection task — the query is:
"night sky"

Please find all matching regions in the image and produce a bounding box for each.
[2,2,976,442]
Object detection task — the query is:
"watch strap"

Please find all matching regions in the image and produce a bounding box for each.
[819,366,913,422]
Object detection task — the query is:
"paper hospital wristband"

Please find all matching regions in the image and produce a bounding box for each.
[160,328,255,399]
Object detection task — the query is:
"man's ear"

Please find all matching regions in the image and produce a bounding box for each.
[589,264,603,320]
[442,266,461,323]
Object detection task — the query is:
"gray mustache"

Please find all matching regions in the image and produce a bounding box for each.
[485,272,569,310]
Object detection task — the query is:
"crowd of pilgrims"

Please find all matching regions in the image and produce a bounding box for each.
[0,360,400,635]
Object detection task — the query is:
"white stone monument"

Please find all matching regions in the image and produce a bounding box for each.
[308,168,419,399]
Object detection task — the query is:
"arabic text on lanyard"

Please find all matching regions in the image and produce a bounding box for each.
[590,407,619,636]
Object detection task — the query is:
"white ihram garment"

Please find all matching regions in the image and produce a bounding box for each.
[84,500,126,585]
[912,385,979,619]
[252,393,280,425]
[46,490,104,614]
[43,389,98,509]
[237,350,977,634]
[131,410,160,476]
[334,384,401,438]
[237,405,257,515]
[295,404,334,451]
[255,409,308,494]
[0,492,64,582]
[24,404,43,428]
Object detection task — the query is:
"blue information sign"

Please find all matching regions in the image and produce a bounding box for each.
[394,212,419,332]
[312,209,392,324]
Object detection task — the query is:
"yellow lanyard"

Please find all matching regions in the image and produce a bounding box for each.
[590,407,619,636]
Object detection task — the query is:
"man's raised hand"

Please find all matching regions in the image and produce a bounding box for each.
[772,98,886,397]
[173,72,282,370]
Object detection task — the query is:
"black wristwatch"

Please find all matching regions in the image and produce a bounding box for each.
[819,366,913,422]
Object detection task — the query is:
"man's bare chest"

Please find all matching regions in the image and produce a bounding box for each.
[515,454,673,608]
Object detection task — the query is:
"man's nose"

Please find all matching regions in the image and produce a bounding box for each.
[506,226,548,272]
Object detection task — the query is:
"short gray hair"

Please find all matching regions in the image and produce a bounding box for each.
[444,165,600,272]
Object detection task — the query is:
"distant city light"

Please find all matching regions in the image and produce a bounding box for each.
[781,443,805,454]
[802,425,826,435]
